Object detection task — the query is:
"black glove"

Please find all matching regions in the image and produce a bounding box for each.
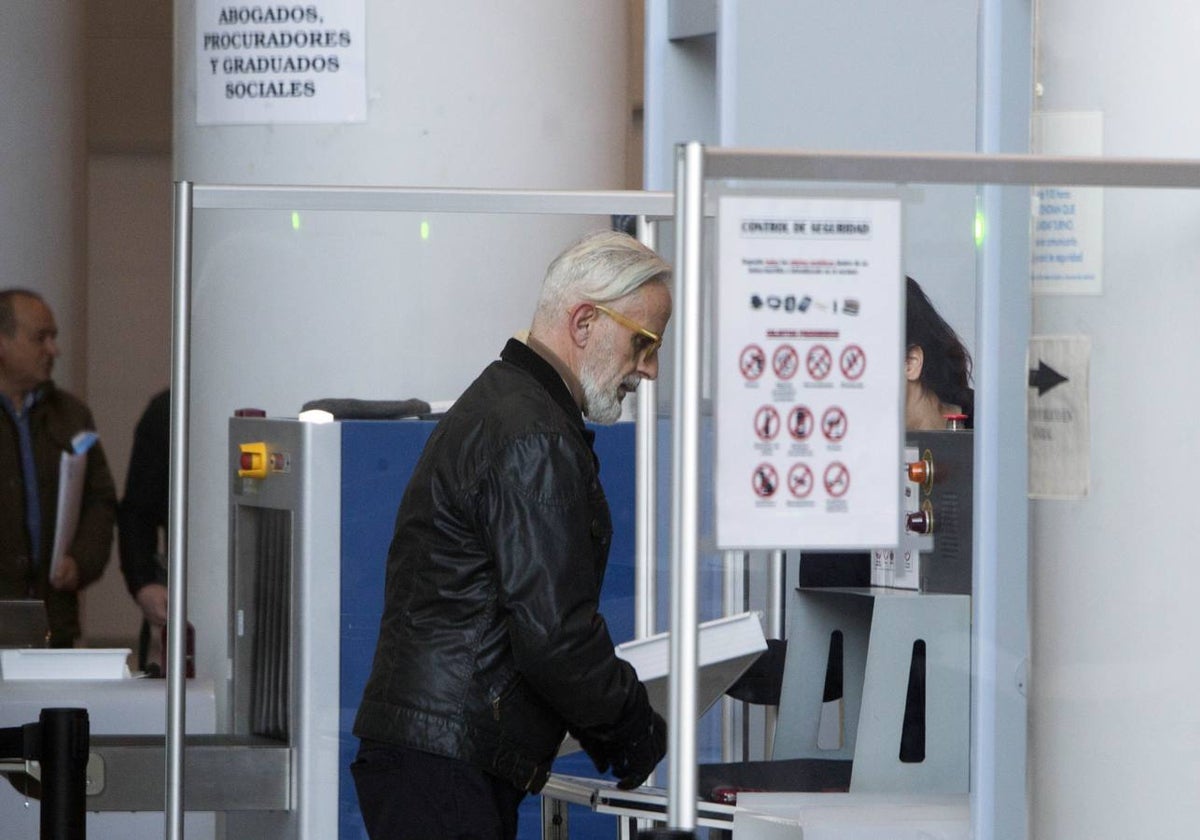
[576,731,614,775]
[609,708,667,790]
[572,682,668,790]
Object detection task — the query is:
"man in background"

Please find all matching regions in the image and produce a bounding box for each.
[118,387,170,670]
[0,288,117,647]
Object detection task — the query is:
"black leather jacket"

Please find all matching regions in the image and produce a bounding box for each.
[353,339,650,792]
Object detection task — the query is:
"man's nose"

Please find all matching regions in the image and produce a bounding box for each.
[638,353,659,381]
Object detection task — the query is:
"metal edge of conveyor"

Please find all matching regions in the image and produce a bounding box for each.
[541,774,737,830]
[82,735,291,812]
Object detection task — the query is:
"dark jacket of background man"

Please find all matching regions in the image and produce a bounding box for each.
[0,381,117,645]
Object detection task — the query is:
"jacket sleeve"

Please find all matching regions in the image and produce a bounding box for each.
[117,391,169,595]
[481,431,648,737]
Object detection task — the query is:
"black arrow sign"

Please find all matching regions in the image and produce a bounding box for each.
[1029,360,1068,396]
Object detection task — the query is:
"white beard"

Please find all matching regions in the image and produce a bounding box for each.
[580,334,638,425]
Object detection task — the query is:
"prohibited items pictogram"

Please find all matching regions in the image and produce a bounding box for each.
[755,405,781,441]
[788,406,814,441]
[840,344,866,380]
[773,344,799,380]
[752,463,779,498]
[823,462,850,498]
[740,344,766,380]
[788,463,814,499]
[821,406,848,442]
[806,344,832,380]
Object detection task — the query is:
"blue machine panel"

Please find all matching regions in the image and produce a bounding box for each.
[337,420,640,839]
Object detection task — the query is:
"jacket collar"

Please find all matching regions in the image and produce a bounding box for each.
[500,338,588,435]
[0,380,50,420]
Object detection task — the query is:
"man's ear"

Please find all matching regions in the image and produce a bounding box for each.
[905,345,924,382]
[567,302,596,350]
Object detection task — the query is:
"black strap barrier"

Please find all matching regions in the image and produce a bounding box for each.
[0,708,90,840]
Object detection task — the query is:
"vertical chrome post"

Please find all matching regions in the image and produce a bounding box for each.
[764,549,787,758]
[722,550,747,761]
[974,3,1033,840]
[635,216,662,821]
[635,215,659,642]
[166,180,193,840]
[668,141,704,831]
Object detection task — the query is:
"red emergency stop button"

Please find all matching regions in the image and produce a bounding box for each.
[238,442,268,479]
[906,510,933,534]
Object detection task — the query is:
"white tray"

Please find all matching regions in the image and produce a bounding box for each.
[0,648,132,680]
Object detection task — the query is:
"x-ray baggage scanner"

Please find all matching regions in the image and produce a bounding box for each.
[225,414,765,840]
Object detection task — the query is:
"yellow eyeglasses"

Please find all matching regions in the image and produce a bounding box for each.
[594,304,663,363]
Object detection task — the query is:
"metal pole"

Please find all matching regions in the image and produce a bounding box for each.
[635,217,662,829]
[721,550,745,762]
[635,215,659,643]
[973,3,1033,840]
[38,708,88,840]
[666,140,704,833]
[720,552,739,763]
[166,180,193,840]
[763,550,787,758]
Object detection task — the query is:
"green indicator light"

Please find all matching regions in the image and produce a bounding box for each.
[291,212,301,231]
[974,210,985,247]
[420,221,430,240]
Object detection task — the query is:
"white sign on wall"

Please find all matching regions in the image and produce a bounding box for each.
[1032,111,1104,294]
[1028,335,1090,499]
[195,1,367,125]
[715,194,904,550]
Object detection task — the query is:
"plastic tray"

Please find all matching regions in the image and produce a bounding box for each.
[0,648,132,680]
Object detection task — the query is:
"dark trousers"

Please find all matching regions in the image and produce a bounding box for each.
[352,741,526,840]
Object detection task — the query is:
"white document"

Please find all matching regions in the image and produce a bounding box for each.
[49,433,95,578]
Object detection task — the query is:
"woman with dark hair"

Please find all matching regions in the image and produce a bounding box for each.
[904,276,973,429]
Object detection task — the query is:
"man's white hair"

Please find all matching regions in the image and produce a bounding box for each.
[531,230,671,331]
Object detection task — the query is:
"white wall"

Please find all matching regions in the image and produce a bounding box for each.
[174,1,635,723]
[0,4,87,389]
[84,153,174,646]
[77,0,174,649]
[1032,3,1200,839]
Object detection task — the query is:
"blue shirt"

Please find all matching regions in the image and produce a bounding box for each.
[1,391,42,567]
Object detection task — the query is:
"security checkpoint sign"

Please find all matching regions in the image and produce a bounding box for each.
[714,194,904,550]
[1028,335,1091,499]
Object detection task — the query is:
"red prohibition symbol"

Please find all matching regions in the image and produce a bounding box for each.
[788,463,814,498]
[821,406,848,442]
[755,405,781,440]
[740,344,766,380]
[772,344,799,380]
[752,463,779,498]
[806,344,832,381]
[824,461,850,498]
[789,405,814,441]
[840,344,866,380]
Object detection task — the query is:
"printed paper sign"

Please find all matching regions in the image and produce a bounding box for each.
[195,0,367,125]
[715,194,904,550]
[1032,111,1104,295]
[1028,335,1090,499]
